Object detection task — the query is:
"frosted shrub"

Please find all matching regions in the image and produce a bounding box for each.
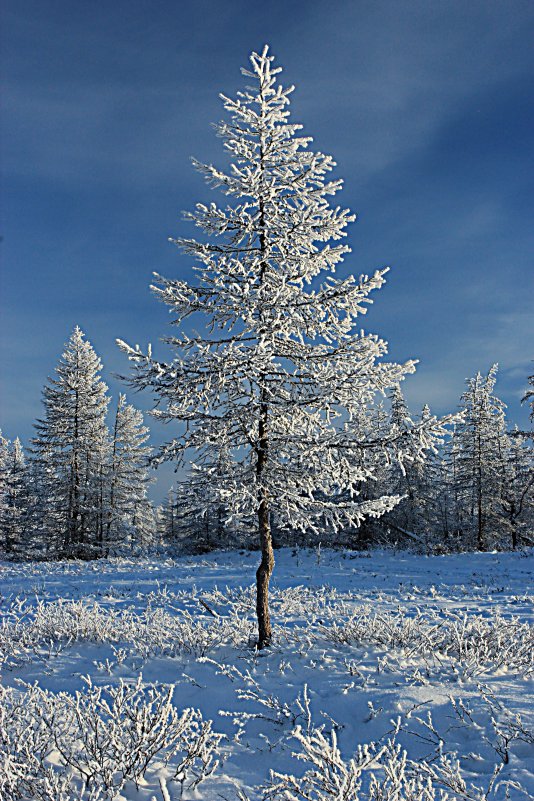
[265,726,380,800]
[265,729,446,801]
[450,686,534,765]
[0,596,251,670]
[320,606,534,676]
[0,678,222,800]
[367,744,439,800]
[264,728,510,801]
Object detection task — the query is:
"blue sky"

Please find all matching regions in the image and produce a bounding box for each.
[2,0,533,498]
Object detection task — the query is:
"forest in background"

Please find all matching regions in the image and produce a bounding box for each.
[1,327,532,561]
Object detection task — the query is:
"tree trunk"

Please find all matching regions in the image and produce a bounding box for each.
[511,522,518,550]
[477,490,484,551]
[256,488,274,648]
[255,111,274,650]
[106,400,120,543]
[476,430,485,551]
[255,394,273,649]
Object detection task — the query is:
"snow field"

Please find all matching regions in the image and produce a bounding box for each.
[0,548,533,799]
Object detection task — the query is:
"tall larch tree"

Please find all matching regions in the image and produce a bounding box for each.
[498,427,534,548]
[5,438,29,557]
[120,46,425,647]
[106,394,154,551]
[31,327,111,558]
[0,431,10,553]
[453,365,508,550]
[0,433,30,557]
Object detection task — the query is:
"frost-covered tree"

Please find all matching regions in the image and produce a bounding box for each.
[378,391,448,551]
[181,433,253,553]
[383,388,427,535]
[452,365,508,550]
[120,46,427,647]
[0,431,10,548]
[31,327,111,558]
[106,395,154,552]
[5,438,29,556]
[0,433,30,557]
[159,455,252,555]
[344,388,455,553]
[160,476,217,554]
[497,427,534,548]
[158,483,210,553]
[158,485,180,548]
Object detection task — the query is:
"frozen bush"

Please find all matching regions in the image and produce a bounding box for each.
[0,678,222,800]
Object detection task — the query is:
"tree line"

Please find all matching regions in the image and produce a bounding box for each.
[1,327,154,559]
[159,365,533,556]
[3,330,531,564]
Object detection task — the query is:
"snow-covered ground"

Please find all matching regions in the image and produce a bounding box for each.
[1,548,533,800]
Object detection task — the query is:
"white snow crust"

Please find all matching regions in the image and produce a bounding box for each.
[1,547,533,799]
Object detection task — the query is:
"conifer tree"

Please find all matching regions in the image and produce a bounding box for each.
[385,387,426,535]
[0,433,30,556]
[106,395,154,551]
[498,427,534,548]
[453,365,508,550]
[120,46,425,647]
[31,327,111,558]
[5,438,29,556]
[158,486,180,549]
[0,431,10,552]
[158,483,206,553]
[367,390,453,551]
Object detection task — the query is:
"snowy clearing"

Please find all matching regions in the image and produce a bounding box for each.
[1,548,533,800]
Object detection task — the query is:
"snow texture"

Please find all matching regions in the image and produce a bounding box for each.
[1,547,533,799]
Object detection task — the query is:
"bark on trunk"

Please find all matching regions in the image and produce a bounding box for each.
[256,489,274,649]
[255,93,274,650]
[255,388,273,649]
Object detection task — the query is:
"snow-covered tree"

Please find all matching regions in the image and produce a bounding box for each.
[158,485,180,548]
[0,433,30,557]
[344,388,455,553]
[159,478,215,554]
[452,365,508,550]
[159,452,252,556]
[0,431,10,549]
[31,327,111,558]
[158,483,209,553]
[384,388,427,534]
[497,427,534,548]
[119,46,429,647]
[5,438,29,556]
[106,395,154,552]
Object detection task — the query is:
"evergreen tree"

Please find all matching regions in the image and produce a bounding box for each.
[422,448,457,550]
[106,395,154,552]
[31,327,111,558]
[158,486,180,549]
[0,431,10,552]
[120,47,431,647]
[5,438,29,557]
[452,365,508,550]
[384,387,427,536]
[497,427,534,549]
[0,433,30,557]
[370,390,454,552]
[158,483,205,553]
